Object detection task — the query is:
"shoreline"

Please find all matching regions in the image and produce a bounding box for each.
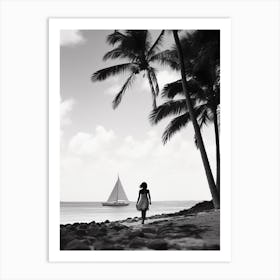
[60,200,198,224]
[60,201,220,250]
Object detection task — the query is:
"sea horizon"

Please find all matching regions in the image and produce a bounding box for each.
[60,200,200,224]
[60,199,200,203]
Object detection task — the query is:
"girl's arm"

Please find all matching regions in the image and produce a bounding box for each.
[136,191,141,204]
[148,190,151,204]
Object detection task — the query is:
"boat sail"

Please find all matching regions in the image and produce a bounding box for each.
[102,176,130,206]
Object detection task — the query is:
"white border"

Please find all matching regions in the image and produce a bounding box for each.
[49,18,231,262]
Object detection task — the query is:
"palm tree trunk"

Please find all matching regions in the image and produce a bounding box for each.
[147,70,157,109]
[213,108,220,194]
[173,30,220,209]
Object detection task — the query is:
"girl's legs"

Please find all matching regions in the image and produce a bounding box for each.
[141,210,146,224]
[141,210,145,224]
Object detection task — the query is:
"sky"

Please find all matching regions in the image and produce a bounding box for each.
[60,30,216,202]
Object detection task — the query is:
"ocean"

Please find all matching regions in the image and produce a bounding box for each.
[60,201,199,224]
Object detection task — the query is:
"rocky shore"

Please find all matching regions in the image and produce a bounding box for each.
[60,201,220,250]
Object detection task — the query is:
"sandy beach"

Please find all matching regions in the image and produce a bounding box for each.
[60,201,220,250]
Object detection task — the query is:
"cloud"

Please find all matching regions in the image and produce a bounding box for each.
[60,98,75,150]
[61,98,75,126]
[68,125,115,156]
[61,125,216,201]
[116,130,158,159]
[60,30,85,46]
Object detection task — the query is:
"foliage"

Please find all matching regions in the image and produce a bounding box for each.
[91,30,165,109]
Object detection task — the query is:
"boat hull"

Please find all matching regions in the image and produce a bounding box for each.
[102,201,129,207]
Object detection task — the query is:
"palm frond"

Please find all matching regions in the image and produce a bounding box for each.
[162,113,191,144]
[197,104,212,128]
[123,30,150,57]
[103,48,138,61]
[161,78,203,99]
[150,99,187,124]
[150,50,180,70]
[161,79,183,99]
[147,30,165,58]
[91,63,136,82]
[112,73,137,109]
[106,30,127,45]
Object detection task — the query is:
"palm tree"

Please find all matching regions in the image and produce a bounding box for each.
[91,30,165,109]
[172,30,220,209]
[154,30,221,193]
[150,78,220,191]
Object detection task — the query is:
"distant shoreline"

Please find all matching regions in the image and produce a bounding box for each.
[60,200,200,224]
[60,200,220,250]
[60,200,200,203]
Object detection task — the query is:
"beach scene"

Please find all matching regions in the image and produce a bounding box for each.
[60,29,221,250]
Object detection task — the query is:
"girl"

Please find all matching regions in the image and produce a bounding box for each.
[136,182,151,224]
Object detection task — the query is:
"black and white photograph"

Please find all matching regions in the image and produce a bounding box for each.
[49,18,231,261]
[1,0,280,279]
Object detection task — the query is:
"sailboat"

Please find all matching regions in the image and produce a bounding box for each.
[102,175,130,206]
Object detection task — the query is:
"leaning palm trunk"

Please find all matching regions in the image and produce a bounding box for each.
[213,108,220,194]
[147,70,157,109]
[173,30,220,209]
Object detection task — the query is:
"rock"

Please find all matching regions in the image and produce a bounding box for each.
[64,224,72,230]
[168,237,205,250]
[111,223,128,231]
[72,222,80,228]
[84,236,97,244]
[157,226,174,236]
[64,239,90,250]
[99,235,114,244]
[164,232,188,239]
[58,200,219,251]
[147,239,168,250]
[119,238,131,245]
[143,232,157,239]
[128,229,144,238]
[60,229,77,250]
[129,237,147,248]
[142,227,157,234]
[60,233,76,250]
[93,240,125,250]
[182,201,214,216]
[99,244,125,250]
[60,227,69,236]
[99,226,108,234]
[87,227,99,236]
[88,225,107,237]
[108,234,129,244]
[79,223,88,230]
[88,222,100,229]
[76,229,87,236]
